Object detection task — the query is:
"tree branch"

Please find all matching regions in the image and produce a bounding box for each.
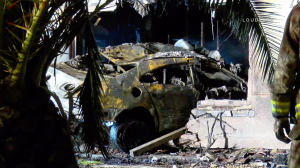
[208,113,236,130]
[219,112,228,148]
[218,30,234,48]
[203,113,219,153]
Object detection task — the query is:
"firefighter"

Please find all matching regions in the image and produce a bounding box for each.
[270,2,300,167]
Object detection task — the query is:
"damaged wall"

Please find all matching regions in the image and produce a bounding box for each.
[178,45,291,150]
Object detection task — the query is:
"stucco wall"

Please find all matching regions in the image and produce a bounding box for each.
[182,50,291,150]
[194,67,289,149]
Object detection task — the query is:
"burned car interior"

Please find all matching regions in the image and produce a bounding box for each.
[140,65,192,86]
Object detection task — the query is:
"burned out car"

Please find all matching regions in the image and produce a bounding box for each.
[55,43,247,152]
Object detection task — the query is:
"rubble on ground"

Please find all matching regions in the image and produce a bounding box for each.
[76,144,289,168]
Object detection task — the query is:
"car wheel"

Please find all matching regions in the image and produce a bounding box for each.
[109,120,154,153]
[109,121,126,152]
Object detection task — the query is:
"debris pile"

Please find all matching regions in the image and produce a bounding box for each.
[76,145,289,168]
[192,148,289,168]
[65,55,87,70]
[205,84,247,100]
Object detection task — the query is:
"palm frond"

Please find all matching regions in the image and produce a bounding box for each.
[211,0,284,83]
[0,55,14,74]
[78,20,108,158]
[194,0,284,83]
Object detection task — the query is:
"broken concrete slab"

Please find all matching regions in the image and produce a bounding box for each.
[191,109,207,117]
[186,120,201,134]
[232,110,250,117]
[196,106,214,111]
[198,100,215,107]
[186,118,196,128]
[192,109,233,118]
[248,110,255,117]
[188,141,201,148]
[232,105,252,110]
[215,100,230,106]
[208,110,232,117]
[179,133,198,142]
[227,100,248,106]
[197,100,249,108]
[223,110,233,117]
[208,110,221,117]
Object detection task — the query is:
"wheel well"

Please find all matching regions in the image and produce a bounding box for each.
[115,107,155,131]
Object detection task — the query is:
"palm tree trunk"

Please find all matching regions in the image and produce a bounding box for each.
[0,0,4,79]
[10,0,49,102]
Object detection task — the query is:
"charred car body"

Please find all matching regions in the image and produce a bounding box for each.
[55,43,247,152]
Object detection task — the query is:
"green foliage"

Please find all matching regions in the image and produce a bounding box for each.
[243,147,255,152]
[77,159,104,165]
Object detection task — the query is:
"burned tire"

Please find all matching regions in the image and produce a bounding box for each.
[109,120,154,153]
[109,122,126,152]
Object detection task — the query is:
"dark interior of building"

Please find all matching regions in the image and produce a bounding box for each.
[83,1,249,80]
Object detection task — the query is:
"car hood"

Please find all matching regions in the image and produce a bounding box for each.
[100,43,189,65]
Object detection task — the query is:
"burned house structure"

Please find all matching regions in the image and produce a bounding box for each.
[44,0,295,154]
[49,0,266,153]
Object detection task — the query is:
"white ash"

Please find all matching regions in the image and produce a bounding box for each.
[229,62,237,75]
[218,85,228,93]
[146,51,206,60]
[208,50,222,61]
[235,63,242,73]
[218,58,226,68]
[122,43,134,46]
[65,55,87,70]
[124,0,156,18]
